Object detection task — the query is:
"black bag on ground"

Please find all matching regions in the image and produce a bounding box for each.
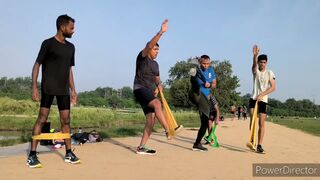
[71,132,90,144]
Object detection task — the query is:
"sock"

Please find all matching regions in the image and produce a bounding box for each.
[29,151,36,156]
[66,149,72,154]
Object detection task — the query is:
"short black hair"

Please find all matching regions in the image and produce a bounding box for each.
[56,14,75,31]
[258,54,268,62]
[200,55,210,60]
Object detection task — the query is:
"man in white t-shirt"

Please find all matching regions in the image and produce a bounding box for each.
[248,45,276,153]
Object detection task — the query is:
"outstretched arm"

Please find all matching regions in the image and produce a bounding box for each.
[252,44,259,74]
[142,19,168,57]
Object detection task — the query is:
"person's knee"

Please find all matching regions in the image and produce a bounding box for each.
[37,114,48,125]
[150,99,161,108]
[61,118,70,126]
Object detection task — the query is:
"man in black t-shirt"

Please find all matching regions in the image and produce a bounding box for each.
[27,15,80,168]
[133,19,182,155]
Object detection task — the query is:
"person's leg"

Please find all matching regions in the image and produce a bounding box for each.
[59,110,71,150]
[193,113,208,151]
[148,98,169,132]
[214,104,220,123]
[257,101,267,145]
[208,119,213,134]
[139,113,156,146]
[57,95,80,163]
[27,93,53,168]
[257,101,267,153]
[30,108,50,151]
[136,112,157,155]
[258,113,266,145]
[134,88,169,134]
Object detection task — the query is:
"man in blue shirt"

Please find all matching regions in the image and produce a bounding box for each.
[192,55,220,151]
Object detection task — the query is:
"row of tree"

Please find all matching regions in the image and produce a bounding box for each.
[1,57,320,117]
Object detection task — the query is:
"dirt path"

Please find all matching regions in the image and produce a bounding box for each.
[1,119,319,180]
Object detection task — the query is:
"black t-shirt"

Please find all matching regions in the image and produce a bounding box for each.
[36,37,75,95]
[133,51,159,90]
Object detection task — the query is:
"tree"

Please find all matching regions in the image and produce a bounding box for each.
[0,76,34,100]
[211,60,241,111]
[121,86,134,99]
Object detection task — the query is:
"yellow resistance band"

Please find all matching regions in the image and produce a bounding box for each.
[32,133,71,140]
[159,90,178,136]
[247,101,259,149]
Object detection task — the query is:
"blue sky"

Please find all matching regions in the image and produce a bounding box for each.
[0,0,319,104]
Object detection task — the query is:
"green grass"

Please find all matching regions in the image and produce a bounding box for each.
[0,97,202,146]
[3,96,318,147]
[269,117,320,136]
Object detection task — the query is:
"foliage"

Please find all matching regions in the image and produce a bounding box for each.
[77,86,138,108]
[0,77,37,100]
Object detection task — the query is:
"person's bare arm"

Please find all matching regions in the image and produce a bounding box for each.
[141,19,168,57]
[252,44,259,74]
[211,79,217,89]
[69,67,77,106]
[154,76,163,96]
[31,62,40,101]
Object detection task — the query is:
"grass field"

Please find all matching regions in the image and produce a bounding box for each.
[1,97,319,147]
[268,116,320,136]
[0,97,200,146]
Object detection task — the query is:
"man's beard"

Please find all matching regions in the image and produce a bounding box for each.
[63,32,72,38]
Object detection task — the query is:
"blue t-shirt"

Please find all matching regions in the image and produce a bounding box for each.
[196,67,216,97]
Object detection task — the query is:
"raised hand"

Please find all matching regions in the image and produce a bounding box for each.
[160,19,168,34]
[253,44,260,56]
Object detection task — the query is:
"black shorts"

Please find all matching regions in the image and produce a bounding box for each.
[134,88,156,115]
[249,98,267,114]
[40,93,70,111]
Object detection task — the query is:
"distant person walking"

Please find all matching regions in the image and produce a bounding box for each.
[237,106,242,120]
[242,105,247,120]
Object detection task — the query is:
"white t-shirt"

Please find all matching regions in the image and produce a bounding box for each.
[251,67,276,103]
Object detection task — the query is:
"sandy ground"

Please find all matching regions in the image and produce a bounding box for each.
[0,119,319,180]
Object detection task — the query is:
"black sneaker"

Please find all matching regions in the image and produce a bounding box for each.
[192,143,208,152]
[27,154,42,168]
[174,125,183,134]
[65,151,81,164]
[136,145,156,155]
[204,136,214,145]
[256,145,265,154]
